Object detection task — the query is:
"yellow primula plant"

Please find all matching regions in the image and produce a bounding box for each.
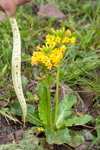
[30,28,94,147]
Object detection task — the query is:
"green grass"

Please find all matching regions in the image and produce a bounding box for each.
[0,0,100,148]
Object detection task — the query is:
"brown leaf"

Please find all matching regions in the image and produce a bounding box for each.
[78,85,97,109]
[77,112,84,117]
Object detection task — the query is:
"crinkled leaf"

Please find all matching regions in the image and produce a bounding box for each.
[56,93,76,127]
[68,130,85,147]
[65,114,95,127]
[11,101,25,116]
[45,128,70,145]
[11,101,35,116]
[45,128,85,147]
[11,102,43,126]
[38,86,48,126]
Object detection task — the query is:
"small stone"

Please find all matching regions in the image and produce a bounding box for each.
[81,129,93,141]
[38,3,65,19]
[8,133,15,141]
[75,141,91,150]
[14,129,24,141]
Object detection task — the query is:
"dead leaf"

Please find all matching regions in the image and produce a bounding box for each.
[77,112,84,117]
[78,85,97,109]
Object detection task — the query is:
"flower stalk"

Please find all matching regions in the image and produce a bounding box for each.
[46,69,52,128]
[54,62,60,125]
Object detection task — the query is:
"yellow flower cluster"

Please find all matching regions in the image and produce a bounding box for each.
[31,28,76,70]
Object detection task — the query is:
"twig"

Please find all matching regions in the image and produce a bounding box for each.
[62,144,74,150]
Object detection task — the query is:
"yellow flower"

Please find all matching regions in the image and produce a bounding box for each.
[60,45,66,52]
[38,128,44,132]
[33,52,38,57]
[46,39,55,46]
[35,53,43,62]
[31,56,38,65]
[66,29,71,36]
[71,37,76,45]
[51,28,56,34]
[54,63,58,67]
[45,60,52,70]
[52,58,59,65]
[46,34,51,40]
[36,45,40,50]
[41,56,49,63]
[62,37,69,43]
[31,60,38,66]
[55,36,61,43]
[50,53,55,60]
[57,51,63,60]
[63,27,65,32]
[34,95,38,100]
[52,48,58,54]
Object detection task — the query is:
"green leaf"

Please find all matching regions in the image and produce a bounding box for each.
[0,92,11,100]
[96,116,100,138]
[2,64,7,76]
[26,91,34,102]
[65,114,95,127]
[11,102,43,126]
[45,128,85,147]
[11,101,23,116]
[0,110,15,121]
[68,130,85,147]
[32,68,39,79]
[56,93,76,127]
[28,112,43,126]
[45,128,70,145]
[21,75,29,90]
[36,82,44,97]
[38,87,48,126]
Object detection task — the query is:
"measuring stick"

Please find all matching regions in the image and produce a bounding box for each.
[9,17,27,126]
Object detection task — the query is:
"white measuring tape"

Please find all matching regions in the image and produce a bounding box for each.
[9,17,27,126]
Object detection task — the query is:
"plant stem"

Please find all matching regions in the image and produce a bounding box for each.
[46,69,52,128]
[54,62,60,125]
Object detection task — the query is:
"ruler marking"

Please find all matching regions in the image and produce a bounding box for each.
[10,17,27,126]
